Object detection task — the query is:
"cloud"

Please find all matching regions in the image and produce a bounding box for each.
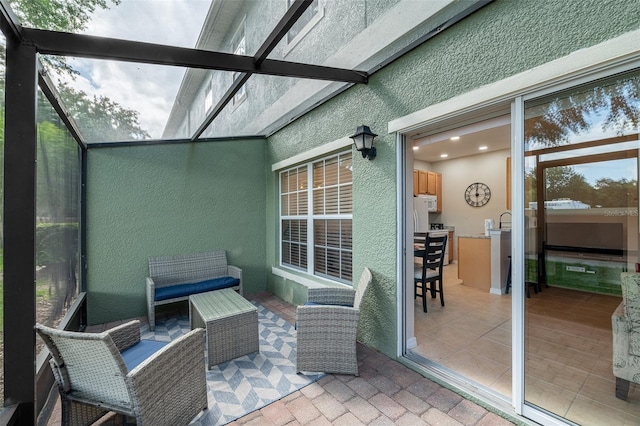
[58,0,210,140]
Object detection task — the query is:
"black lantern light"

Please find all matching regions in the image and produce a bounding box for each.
[350,125,378,160]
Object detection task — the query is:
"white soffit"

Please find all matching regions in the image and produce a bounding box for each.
[388,29,640,135]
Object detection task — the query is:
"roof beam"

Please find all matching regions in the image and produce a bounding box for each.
[22,27,368,84]
[191,0,344,140]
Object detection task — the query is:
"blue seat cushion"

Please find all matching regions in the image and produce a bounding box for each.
[154,276,240,301]
[121,340,168,371]
[304,301,353,307]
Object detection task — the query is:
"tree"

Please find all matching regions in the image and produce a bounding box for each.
[58,83,150,141]
[544,166,594,206]
[593,178,638,208]
[525,73,639,148]
[9,0,121,76]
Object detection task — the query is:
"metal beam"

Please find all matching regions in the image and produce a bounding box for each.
[0,0,23,43]
[22,27,368,84]
[3,38,37,424]
[191,0,320,140]
[37,62,88,149]
[254,0,312,64]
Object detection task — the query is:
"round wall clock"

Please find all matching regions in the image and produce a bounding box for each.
[465,182,491,207]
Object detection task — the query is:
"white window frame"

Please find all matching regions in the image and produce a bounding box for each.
[231,19,247,108]
[278,150,353,285]
[284,0,324,56]
[204,77,213,113]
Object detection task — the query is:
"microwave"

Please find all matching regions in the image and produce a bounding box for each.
[418,194,437,212]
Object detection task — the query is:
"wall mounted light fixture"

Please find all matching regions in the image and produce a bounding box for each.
[350,125,378,160]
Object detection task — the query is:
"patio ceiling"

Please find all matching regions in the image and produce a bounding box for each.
[0,0,492,146]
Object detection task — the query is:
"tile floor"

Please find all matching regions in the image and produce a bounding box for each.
[43,291,519,426]
[411,263,639,426]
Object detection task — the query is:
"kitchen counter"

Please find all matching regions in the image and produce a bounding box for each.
[457,229,511,294]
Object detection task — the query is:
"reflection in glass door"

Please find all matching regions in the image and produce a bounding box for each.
[523,70,639,424]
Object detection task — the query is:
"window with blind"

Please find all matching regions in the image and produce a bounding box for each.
[280,152,352,284]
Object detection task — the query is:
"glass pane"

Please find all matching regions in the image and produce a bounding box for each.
[35,90,82,356]
[44,57,205,142]
[523,70,640,424]
[324,156,338,186]
[339,153,352,183]
[339,184,352,214]
[313,186,324,215]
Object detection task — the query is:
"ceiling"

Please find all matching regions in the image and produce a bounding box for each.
[411,114,511,163]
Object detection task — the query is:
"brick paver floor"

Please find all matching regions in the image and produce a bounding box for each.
[43,291,518,426]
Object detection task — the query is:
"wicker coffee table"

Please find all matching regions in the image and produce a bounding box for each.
[189,288,259,368]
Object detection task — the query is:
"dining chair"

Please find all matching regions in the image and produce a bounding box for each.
[414,234,447,313]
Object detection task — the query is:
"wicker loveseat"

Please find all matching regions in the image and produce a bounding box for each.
[146,250,242,330]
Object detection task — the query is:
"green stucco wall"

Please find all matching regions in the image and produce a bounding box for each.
[86,140,266,324]
[265,0,640,358]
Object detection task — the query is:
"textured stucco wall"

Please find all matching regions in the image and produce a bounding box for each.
[265,0,640,357]
[86,140,266,324]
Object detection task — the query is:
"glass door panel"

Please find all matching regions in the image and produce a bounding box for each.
[523,70,639,424]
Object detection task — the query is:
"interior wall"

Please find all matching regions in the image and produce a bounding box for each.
[85,140,267,324]
[433,149,511,245]
[264,0,639,358]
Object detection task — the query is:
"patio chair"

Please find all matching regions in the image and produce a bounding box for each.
[36,320,207,425]
[612,272,640,400]
[296,267,372,376]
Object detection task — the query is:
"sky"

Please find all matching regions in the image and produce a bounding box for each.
[57,0,212,139]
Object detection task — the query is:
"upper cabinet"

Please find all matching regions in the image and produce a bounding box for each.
[414,169,443,212]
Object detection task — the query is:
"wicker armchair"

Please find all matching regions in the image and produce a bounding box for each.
[36,320,207,425]
[612,272,640,400]
[296,267,372,376]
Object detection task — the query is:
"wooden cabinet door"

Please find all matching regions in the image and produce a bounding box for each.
[418,171,428,194]
[435,173,442,212]
[448,231,454,263]
[426,171,437,194]
[413,170,419,196]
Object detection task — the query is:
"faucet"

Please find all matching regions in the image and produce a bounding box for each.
[499,211,512,229]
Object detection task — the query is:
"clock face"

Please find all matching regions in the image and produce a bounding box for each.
[465,182,491,207]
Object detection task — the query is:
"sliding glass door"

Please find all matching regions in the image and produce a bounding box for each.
[523,70,639,424]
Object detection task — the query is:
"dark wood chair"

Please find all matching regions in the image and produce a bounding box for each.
[414,234,447,313]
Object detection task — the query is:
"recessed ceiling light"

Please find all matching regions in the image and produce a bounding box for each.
[440,153,448,158]
[479,146,488,150]
[450,136,460,141]
[413,146,419,150]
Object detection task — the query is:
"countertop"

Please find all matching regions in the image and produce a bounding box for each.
[458,234,490,239]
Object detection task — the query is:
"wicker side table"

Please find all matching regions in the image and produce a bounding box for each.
[189,288,259,368]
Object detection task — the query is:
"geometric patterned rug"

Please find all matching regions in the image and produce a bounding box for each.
[140,302,324,425]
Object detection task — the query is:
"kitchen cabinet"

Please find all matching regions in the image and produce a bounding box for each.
[458,236,491,291]
[418,170,428,195]
[426,171,437,195]
[413,170,442,210]
[448,230,454,263]
[436,173,443,213]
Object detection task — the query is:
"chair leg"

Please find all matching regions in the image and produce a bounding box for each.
[422,282,427,313]
[439,280,444,307]
[615,377,630,400]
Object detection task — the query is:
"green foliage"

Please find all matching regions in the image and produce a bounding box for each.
[58,83,150,142]
[35,223,79,267]
[525,74,639,147]
[9,0,121,76]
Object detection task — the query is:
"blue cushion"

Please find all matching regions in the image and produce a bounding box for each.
[154,276,240,301]
[304,301,353,307]
[121,340,168,371]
